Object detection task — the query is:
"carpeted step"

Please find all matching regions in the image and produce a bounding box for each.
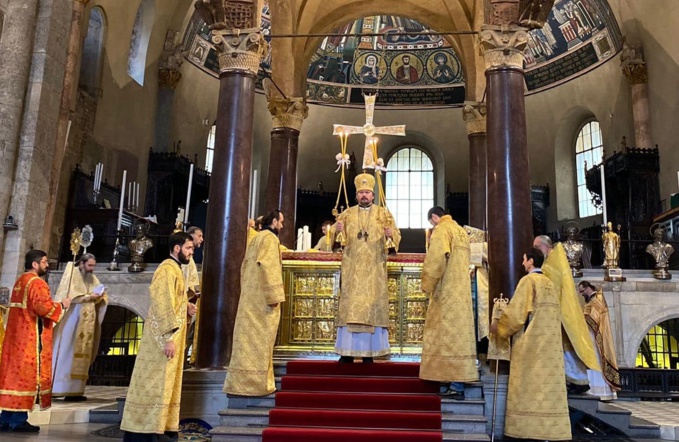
[275,391,441,411]
[268,408,442,430]
[281,375,439,394]
[262,426,443,442]
[285,360,421,378]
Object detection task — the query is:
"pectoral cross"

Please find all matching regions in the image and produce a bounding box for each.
[333,94,406,169]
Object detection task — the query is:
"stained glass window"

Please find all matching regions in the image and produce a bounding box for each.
[205,124,216,173]
[576,121,604,218]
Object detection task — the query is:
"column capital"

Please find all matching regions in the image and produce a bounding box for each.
[267,96,308,131]
[479,25,528,71]
[195,0,266,75]
[158,67,182,89]
[463,101,487,135]
[620,43,647,84]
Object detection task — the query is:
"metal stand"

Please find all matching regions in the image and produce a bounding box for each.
[107,236,121,271]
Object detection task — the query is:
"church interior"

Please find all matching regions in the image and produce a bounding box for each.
[1,0,679,440]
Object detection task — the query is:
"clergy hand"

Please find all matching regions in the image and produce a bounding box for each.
[61,297,72,309]
[335,222,343,232]
[490,320,498,335]
[164,341,177,359]
[384,227,393,238]
[187,303,197,317]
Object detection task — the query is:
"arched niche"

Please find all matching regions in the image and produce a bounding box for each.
[627,311,679,368]
[79,6,107,95]
[127,0,156,86]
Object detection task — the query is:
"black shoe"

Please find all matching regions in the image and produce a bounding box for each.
[10,422,40,432]
[438,388,465,399]
[338,356,353,364]
[567,383,590,395]
[159,431,179,442]
[63,395,87,402]
[362,357,374,364]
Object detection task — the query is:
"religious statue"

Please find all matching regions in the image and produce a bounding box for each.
[563,224,585,277]
[602,222,621,269]
[646,226,675,280]
[128,223,153,273]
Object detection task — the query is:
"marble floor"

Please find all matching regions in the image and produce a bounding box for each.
[613,400,679,440]
[27,386,127,426]
[2,423,117,441]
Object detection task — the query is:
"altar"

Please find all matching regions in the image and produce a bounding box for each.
[275,252,427,357]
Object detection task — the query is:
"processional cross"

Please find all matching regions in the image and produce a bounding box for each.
[332,94,406,169]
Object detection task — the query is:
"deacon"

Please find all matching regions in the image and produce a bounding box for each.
[491,249,571,441]
[224,210,286,396]
[534,235,599,393]
[578,280,621,400]
[52,253,108,400]
[314,221,334,252]
[420,207,477,398]
[121,232,197,442]
[183,226,203,367]
[0,250,71,433]
[334,173,400,363]
[247,218,258,245]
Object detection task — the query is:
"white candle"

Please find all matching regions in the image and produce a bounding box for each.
[600,162,607,226]
[296,228,303,252]
[184,164,194,224]
[136,183,140,212]
[98,163,103,190]
[128,182,132,209]
[303,231,312,251]
[250,169,258,219]
[117,170,127,231]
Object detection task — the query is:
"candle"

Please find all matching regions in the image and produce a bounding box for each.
[128,182,132,209]
[184,164,194,224]
[304,231,312,251]
[296,228,303,252]
[600,162,607,226]
[116,170,127,231]
[250,169,258,219]
[136,182,140,212]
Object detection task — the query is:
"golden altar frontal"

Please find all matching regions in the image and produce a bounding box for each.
[275,252,427,357]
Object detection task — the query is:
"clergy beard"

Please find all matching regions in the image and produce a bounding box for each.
[177,251,191,265]
[358,198,372,208]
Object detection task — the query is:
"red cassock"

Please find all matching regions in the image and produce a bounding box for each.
[0,273,64,411]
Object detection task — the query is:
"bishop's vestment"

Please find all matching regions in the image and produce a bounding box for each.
[584,289,620,400]
[224,229,285,396]
[120,258,187,435]
[52,263,108,397]
[496,271,571,441]
[0,273,65,411]
[420,216,477,383]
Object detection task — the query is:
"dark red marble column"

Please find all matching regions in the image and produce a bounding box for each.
[196,70,256,368]
[265,127,299,248]
[486,61,533,301]
[468,132,487,230]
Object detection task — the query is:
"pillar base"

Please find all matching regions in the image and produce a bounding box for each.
[180,369,229,427]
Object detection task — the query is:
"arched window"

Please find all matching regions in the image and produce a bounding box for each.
[636,318,679,369]
[127,0,155,86]
[205,124,216,173]
[575,121,603,218]
[385,147,434,229]
[79,7,106,95]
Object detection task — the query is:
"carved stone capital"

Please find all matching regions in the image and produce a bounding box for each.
[479,25,528,71]
[268,97,309,131]
[211,30,266,74]
[194,0,258,30]
[622,63,648,85]
[487,0,520,26]
[462,102,487,135]
[158,67,183,89]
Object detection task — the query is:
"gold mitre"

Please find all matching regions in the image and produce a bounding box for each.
[354,173,375,193]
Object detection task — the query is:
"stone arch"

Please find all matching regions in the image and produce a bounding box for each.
[625,309,679,368]
[106,292,148,321]
[79,6,107,95]
[553,106,599,222]
[127,0,155,86]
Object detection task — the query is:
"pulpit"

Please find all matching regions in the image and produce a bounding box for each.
[275,252,428,357]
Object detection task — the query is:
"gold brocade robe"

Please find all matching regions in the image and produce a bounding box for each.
[584,290,621,390]
[121,259,187,434]
[247,227,258,246]
[496,272,571,441]
[336,205,400,329]
[182,257,201,365]
[420,216,478,383]
[224,230,285,396]
[52,263,108,395]
[543,243,600,372]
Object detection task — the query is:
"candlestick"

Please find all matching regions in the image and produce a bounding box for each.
[117,170,127,231]
[135,182,140,213]
[184,164,194,224]
[250,169,258,219]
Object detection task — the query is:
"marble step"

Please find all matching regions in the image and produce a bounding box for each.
[89,397,125,424]
[568,396,660,439]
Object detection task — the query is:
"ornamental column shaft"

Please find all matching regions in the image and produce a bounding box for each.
[265,97,308,248]
[621,44,652,148]
[463,102,487,230]
[42,0,90,253]
[481,22,533,301]
[195,0,266,368]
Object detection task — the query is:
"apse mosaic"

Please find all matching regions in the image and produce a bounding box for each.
[181,0,622,107]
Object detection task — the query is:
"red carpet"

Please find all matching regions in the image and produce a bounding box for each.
[261,360,444,442]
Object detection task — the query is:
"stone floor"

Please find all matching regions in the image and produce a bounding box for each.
[27,386,127,426]
[613,400,679,440]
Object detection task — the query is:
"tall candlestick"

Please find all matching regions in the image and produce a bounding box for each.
[600,162,607,226]
[250,169,258,219]
[117,170,127,231]
[136,183,140,212]
[184,164,194,224]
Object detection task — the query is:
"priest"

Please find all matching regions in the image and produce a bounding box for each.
[52,253,108,400]
[121,232,197,442]
[334,173,400,363]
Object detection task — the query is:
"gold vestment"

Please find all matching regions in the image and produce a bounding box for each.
[182,257,201,365]
[224,230,285,396]
[496,272,571,441]
[584,290,621,390]
[247,227,258,246]
[120,259,187,434]
[543,243,600,372]
[335,205,400,330]
[420,216,478,382]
